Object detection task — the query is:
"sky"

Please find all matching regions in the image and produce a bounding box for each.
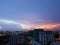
[0,0,60,31]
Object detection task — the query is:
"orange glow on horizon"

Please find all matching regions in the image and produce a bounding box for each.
[35,24,60,30]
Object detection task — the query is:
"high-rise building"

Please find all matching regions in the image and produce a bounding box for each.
[39,31,55,45]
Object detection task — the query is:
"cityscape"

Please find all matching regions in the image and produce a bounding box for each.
[0,0,60,45]
[0,29,60,45]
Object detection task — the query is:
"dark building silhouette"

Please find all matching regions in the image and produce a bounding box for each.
[55,32,59,38]
[27,29,44,42]
[0,32,10,44]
